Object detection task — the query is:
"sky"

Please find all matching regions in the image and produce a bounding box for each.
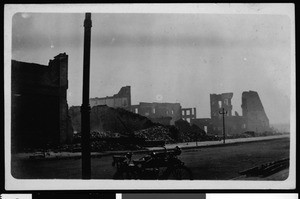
[11,8,292,125]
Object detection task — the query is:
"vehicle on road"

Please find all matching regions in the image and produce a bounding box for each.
[112,146,193,180]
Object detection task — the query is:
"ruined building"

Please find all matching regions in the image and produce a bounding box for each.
[181,108,197,123]
[209,92,246,135]
[210,93,234,117]
[131,102,182,125]
[241,91,270,132]
[191,118,213,134]
[11,53,73,152]
[69,105,156,135]
[89,86,195,126]
[191,91,270,135]
[89,86,131,110]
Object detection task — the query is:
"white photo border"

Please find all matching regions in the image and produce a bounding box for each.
[4,3,296,190]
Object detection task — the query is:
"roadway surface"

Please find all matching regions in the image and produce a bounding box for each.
[11,135,290,180]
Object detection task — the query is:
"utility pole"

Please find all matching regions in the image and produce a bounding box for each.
[81,13,92,179]
[219,107,227,144]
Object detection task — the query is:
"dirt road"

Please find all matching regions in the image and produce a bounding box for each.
[11,137,290,180]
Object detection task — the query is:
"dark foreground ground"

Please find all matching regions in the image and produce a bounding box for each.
[11,137,290,180]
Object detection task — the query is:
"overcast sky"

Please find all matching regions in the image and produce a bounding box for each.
[11,9,292,125]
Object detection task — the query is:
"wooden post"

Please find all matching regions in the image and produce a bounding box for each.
[81,13,92,179]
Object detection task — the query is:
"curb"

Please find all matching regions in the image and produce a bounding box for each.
[15,135,289,160]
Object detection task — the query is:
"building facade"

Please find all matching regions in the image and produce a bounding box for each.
[190,118,213,134]
[241,91,270,132]
[89,86,196,126]
[181,108,197,123]
[11,53,73,152]
[192,91,270,136]
[131,102,182,125]
[89,86,131,110]
[210,92,246,135]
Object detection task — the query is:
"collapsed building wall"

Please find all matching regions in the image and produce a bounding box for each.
[130,102,182,125]
[193,91,269,135]
[175,119,206,142]
[11,53,73,152]
[69,105,156,135]
[150,116,173,126]
[241,91,270,132]
[191,118,213,134]
[210,92,246,135]
[210,115,246,135]
[210,93,233,117]
[182,108,196,123]
[89,86,131,110]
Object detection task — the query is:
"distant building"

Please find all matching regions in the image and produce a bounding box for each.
[90,86,195,126]
[131,102,182,125]
[191,118,213,134]
[210,92,246,135]
[89,86,131,110]
[181,107,197,123]
[241,91,270,132]
[210,93,234,117]
[149,116,173,126]
[192,91,270,135]
[11,53,73,152]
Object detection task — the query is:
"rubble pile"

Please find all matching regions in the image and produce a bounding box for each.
[69,105,155,135]
[72,131,143,152]
[134,126,176,144]
[73,131,114,143]
[174,119,207,142]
